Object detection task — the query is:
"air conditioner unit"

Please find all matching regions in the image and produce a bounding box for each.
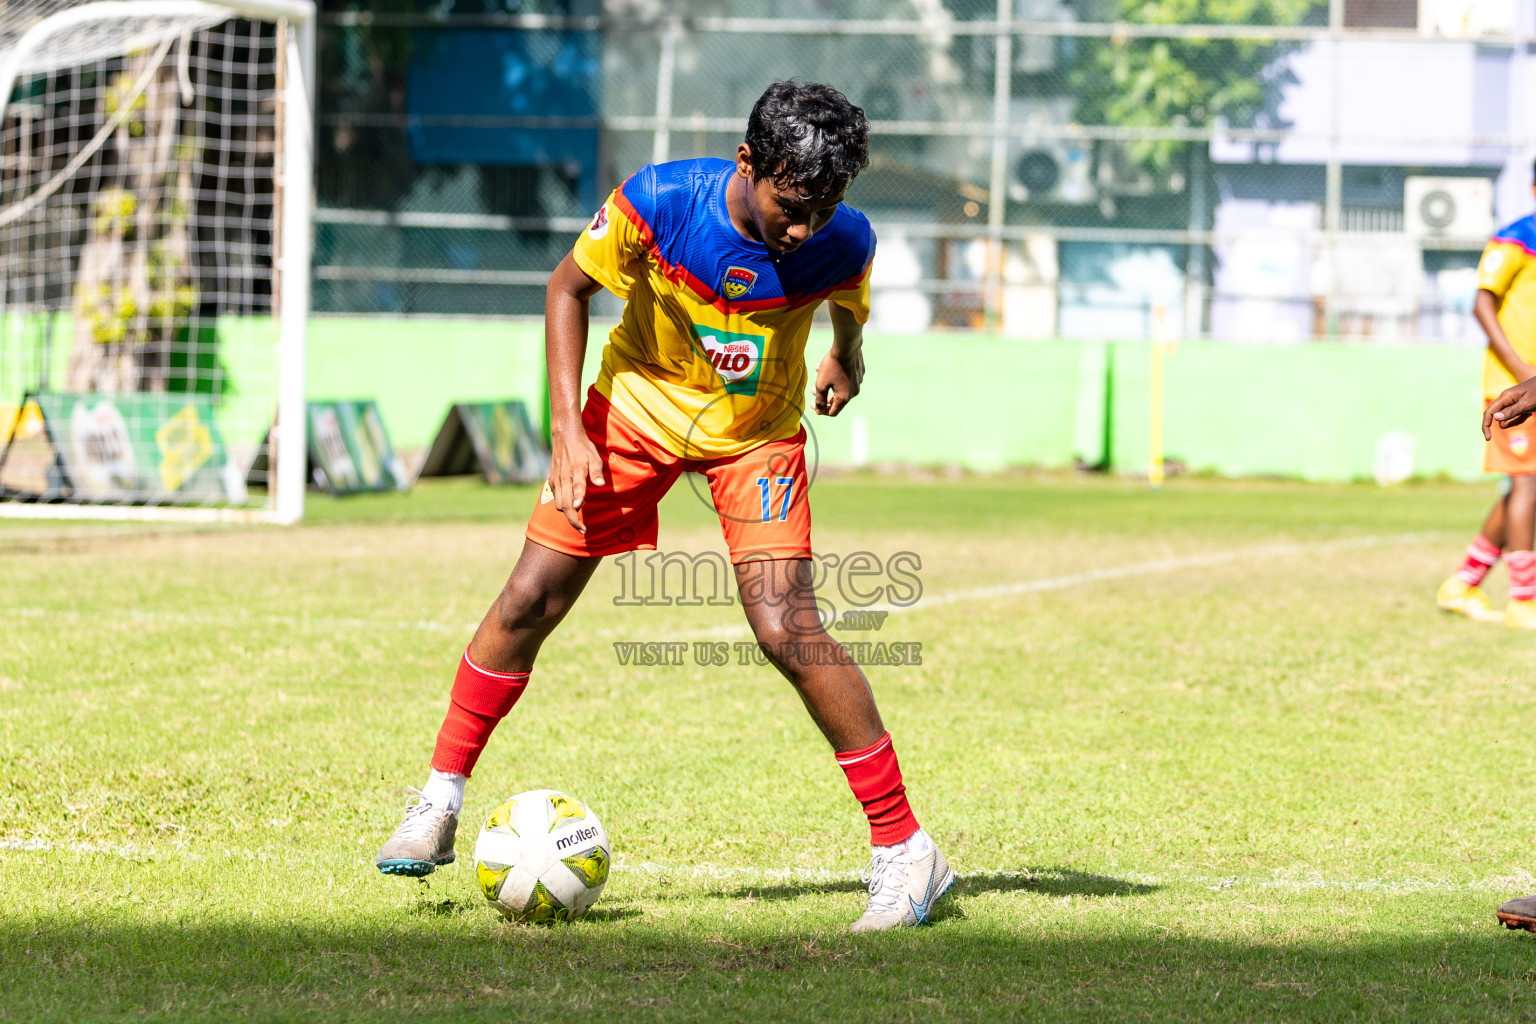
[1010,143,1094,204]
[1404,176,1494,239]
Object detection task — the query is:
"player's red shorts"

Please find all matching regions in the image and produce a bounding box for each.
[1486,400,1536,475]
[525,387,811,563]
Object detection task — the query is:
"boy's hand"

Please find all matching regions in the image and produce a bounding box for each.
[542,252,604,533]
[549,426,604,534]
[814,346,864,417]
[1485,379,1536,438]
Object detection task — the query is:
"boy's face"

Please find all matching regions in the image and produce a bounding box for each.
[735,144,845,254]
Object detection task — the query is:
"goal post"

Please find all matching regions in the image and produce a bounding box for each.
[0,0,313,524]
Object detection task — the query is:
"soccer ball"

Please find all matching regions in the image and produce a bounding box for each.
[472,789,611,923]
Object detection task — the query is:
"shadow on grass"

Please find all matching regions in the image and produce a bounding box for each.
[410,895,643,923]
[959,866,1161,898]
[581,905,643,923]
[7,911,1534,1023]
[726,867,1158,903]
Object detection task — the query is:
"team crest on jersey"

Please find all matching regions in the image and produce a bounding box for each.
[1513,434,1530,457]
[587,206,609,240]
[722,265,757,299]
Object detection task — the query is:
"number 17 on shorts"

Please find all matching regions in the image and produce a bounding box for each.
[757,476,794,522]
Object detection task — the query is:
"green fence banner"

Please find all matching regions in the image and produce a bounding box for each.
[307,400,409,494]
[417,400,551,485]
[0,392,234,502]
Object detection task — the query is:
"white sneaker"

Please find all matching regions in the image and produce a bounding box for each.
[376,789,458,877]
[850,835,955,933]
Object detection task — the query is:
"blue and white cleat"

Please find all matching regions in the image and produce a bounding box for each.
[850,831,954,933]
[376,790,458,877]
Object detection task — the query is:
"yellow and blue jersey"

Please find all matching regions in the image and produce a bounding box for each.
[1479,214,1536,398]
[572,157,875,458]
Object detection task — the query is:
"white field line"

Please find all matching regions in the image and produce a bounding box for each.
[669,530,1450,642]
[0,524,228,544]
[0,838,1523,895]
[609,860,1528,894]
[0,837,161,858]
[0,530,1448,638]
[1,606,475,634]
[868,530,1448,613]
[0,504,275,524]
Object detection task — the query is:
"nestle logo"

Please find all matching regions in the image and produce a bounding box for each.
[555,825,601,851]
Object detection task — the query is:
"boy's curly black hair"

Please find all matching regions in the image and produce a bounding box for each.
[744,80,870,198]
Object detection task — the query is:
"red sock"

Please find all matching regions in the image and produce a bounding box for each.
[1510,551,1536,602]
[836,732,920,846]
[430,650,529,777]
[1456,536,1502,587]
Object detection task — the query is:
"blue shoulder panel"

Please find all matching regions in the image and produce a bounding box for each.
[616,163,660,234]
[1493,214,1536,254]
[774,206,876,305]
[621,157,876,311]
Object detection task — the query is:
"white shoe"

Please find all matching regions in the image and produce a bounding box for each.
[376,789,458,877]
[850,834,954,933]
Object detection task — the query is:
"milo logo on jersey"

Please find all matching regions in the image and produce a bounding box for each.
[692,325,765,396]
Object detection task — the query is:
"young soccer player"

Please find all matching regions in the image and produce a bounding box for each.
[1479,181,1536,931]
[375,81,953,932]
[1437,166,1536,629]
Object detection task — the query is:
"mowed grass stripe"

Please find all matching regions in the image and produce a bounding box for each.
[0,528,1450,638]
[8,476,1536,1023]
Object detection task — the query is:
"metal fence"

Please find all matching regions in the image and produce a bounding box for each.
[314,0,1536,343]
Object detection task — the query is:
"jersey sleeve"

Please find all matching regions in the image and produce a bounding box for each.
[828,262,873,324]
[827,224,876,324]
[571,186,650,299]
[1478,240,1529,299]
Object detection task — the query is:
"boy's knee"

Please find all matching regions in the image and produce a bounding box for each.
[751,621,852,678]
[493,576,566,634]
[750,605,830,648]
[749,618,796,653]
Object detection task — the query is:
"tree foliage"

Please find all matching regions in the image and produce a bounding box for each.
[1068,0,1324,172]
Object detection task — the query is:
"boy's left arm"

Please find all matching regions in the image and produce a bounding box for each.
[814,303,864,417]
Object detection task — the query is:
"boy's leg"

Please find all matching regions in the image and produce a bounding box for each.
[1504,475,1536,628]
[734,557,952,932]
[429,542,603,782]
[469,541,605,673]
[377,541,600,876]
[701,432,951,930]
[1440,495,1506,617]
[1479,413,1536,625]
[1505,475,1536,552]
[380,387,678,877]
[1480,493,1509,551]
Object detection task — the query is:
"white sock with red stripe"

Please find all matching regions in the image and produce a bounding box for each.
[875,827,933,862]
[1455,536,1502,587]
[1509,550,1536,602]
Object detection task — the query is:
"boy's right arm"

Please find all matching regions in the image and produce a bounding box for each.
[545,252,606,534]
[1485,378,1536,437]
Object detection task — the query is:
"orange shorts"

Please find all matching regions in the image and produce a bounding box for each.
[1486,400,1536,475]
[525,387,812,563]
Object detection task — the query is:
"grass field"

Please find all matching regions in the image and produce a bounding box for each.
[6,473,1536,1022]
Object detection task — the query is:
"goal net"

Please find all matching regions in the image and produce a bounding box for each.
[0,0,312,522]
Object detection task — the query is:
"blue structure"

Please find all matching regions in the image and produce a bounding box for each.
[406,27,601,209]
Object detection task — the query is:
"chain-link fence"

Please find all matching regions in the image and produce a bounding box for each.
[315,0,1535,343]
